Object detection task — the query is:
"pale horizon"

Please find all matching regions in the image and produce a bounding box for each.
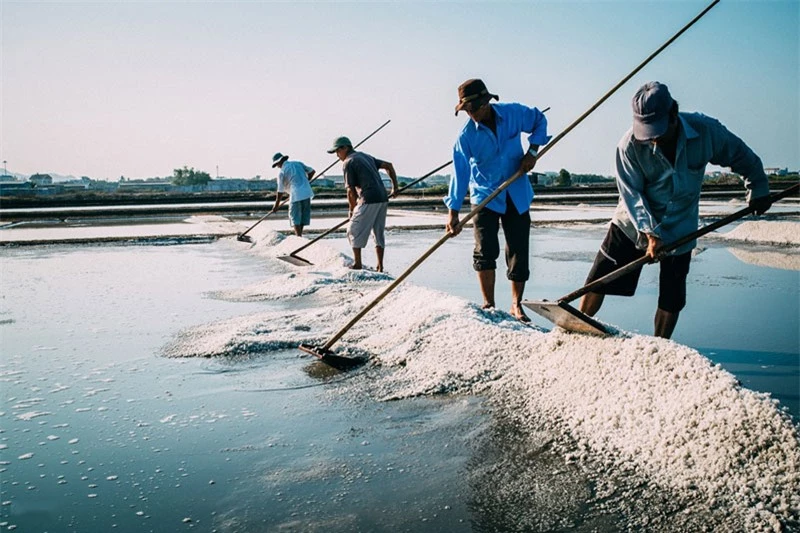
[2,1,798,182]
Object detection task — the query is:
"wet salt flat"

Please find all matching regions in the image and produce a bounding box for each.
[1,216,799,532]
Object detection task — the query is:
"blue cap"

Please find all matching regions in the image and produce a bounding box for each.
[632,82,674,141]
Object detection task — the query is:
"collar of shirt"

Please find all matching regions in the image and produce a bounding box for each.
[468,104,505,132]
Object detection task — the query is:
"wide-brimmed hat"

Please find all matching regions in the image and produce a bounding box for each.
[326,136,352,154]
[271,152,289,168]
[454,78,498,116]
[631,81,674,141]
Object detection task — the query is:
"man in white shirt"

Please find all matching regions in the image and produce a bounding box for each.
[270,152,316,236]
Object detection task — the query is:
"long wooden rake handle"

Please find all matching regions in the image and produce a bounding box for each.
[316,0,722,352]
[320,170,524,351]
[290,217,351,258]
[558,182,800,304]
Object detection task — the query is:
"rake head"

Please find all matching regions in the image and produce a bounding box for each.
[298,343,366,370]
[277,254,313,266]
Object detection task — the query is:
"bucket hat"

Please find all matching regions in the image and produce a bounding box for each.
[455,79,498,116]
[272,152,289,168]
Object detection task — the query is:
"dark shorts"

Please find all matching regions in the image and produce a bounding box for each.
[585,224,692,313]
[472,196,531,282]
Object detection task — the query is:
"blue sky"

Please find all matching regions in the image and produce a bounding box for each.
[2,0,798,181]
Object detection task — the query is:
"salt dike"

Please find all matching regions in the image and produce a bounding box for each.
[164,226,800,531]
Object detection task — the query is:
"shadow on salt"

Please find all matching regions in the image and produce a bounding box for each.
[163,228,800,530]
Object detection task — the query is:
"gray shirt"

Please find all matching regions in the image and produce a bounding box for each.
[343,151,388,204]
[612,112,769,255]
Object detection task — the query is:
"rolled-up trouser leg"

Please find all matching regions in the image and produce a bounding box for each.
[472,207,500,271]
[500,200,531,282]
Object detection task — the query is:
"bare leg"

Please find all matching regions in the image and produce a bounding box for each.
[654,308,679,339]
[350,248,363,270]
[375,246,385,272]
[509,281,530,322]
[477,270,496,309]
[579,292,605,316]
[293,225,303,237]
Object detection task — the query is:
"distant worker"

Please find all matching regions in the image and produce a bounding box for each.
[270,152,315,237]
[328,136,398,272]
[445,79,550,322]
[579,81,773,338]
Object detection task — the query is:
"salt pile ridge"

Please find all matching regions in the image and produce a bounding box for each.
[164,230,800,530]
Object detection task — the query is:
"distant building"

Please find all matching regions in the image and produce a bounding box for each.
[764,167,788,176]
[29,174,53,186]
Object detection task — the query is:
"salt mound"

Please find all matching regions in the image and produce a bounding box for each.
[716,220,800,246]
[164,240,800,530]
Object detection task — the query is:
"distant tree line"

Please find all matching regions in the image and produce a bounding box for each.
[171,166,211,186]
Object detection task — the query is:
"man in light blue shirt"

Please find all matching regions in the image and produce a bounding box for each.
[270,152,315,237]
[444,79,550,322]
[579,81,772,338]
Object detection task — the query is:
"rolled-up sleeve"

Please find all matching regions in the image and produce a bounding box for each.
[523,106,551,147]
[444,139,471,211]
[616,144,661,237]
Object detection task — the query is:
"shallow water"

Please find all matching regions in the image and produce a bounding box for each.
[1,224,798,532]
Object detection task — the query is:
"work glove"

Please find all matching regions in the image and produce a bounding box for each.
[749,195,772,215]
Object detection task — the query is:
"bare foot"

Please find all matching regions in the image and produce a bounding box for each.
[510,304,531,323]
[481,302,495,310]
[349,263,363,270]
[376,265,384,273]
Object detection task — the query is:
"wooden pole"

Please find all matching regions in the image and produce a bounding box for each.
[310,0,722,354]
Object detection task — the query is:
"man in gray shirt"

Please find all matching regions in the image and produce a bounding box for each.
[580,81,772,339]
[328,136,398,272]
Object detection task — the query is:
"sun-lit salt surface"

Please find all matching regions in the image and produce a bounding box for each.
[160,229,800,529]
[714,220,800,246]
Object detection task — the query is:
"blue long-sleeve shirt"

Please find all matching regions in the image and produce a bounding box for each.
[445,102,550,215]
[612,112,770,255]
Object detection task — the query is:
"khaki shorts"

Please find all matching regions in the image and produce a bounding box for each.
[348,202,388,248]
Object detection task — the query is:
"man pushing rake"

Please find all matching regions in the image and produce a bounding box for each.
[527,81,777,339]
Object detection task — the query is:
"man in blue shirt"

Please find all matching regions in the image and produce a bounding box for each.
[445,79,550,322]
[270,152,316,237]
[579,81,772,338]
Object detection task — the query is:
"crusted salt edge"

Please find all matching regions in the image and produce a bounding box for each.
[166,237,800,528]
[713,220,800,247]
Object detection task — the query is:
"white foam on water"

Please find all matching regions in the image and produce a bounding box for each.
[714,220,800,246]
[164,236,800,530]
[15,411,51,421]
